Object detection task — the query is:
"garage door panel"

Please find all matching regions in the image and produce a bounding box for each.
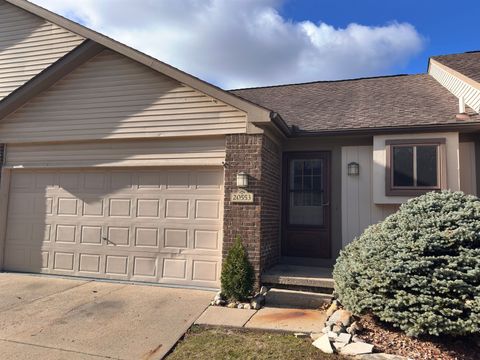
[5,168,223,288]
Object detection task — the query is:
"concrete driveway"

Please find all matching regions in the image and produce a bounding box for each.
[0,273,213,360]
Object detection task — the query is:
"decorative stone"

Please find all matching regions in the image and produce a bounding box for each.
[352,335,362,343]
[336,332,352,344]
[347,321,363,334]
[325,302,339,318]
[310,333,322,341]
[243,303,252,310]
[331,322,345,333]
[213,291,223,301]
[259,286,268,296]
[214,299,226,306]
[321,326,330,334]
[333,341,347,350]
[327,309,353,327]
[327,331,338,341]
[210,301,215,306]
[312,334,334,354]
[237,304,244,309]
[227,302,237,308]
[251,294,265,310]
[294,332,308,338]
[339,342,374,355]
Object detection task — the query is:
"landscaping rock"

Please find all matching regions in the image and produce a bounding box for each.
[327,309,353,327]
[355,354,410,360]
[333,341,348,350]
[347,321,363,334]
[310,333,322,341]
[336,332,352,344]
[214,299,226,306]
[251,294,265,310]
[321,325,331,334]
[227,302,237,309]
[237,304,244,309]
[332,322,345,333]
[294,332,308,338]
[243,303,252,310]
[325,301,338,317]
[213,291,223,301]
[340,342,374,355]
[327,331,338,341]
[259,286,268,296]
[312,334,334,354]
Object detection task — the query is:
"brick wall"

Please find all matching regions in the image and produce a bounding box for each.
[223,134,281,284]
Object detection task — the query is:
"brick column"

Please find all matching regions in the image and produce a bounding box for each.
[223,134,281,285]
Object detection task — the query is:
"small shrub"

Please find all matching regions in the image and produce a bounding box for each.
[221,236,254,301]
[333,190,480,337]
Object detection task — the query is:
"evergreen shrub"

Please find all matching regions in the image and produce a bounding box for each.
[221,236,254,301]
[333,190,480,336]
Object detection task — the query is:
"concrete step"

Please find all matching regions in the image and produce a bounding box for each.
[261,264,335,290]
[265,288,333,309]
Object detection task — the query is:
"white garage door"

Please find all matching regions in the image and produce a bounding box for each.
[4,168,223,289]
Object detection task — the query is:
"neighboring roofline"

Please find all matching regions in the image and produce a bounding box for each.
[0,40,105,120]
[429,58,480,92]
[288,122,480,137]
[229,73,419,92]
[5,0,273,123]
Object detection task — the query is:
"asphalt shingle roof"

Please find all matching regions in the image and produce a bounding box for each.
[432,51,480,84]
[231,74,480,133]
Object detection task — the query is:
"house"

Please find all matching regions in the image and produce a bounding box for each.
[0,0,479,290]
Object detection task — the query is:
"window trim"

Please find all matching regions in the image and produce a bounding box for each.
[385,138,447,196]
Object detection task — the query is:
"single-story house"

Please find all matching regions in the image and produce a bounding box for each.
[0,0,479,290]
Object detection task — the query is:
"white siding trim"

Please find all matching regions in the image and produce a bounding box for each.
[429,60,480,113]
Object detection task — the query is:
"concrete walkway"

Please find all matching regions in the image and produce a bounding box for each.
[195,306,327,333]
[0,273,212,360]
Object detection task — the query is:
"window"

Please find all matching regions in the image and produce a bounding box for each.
[386,139,446,196]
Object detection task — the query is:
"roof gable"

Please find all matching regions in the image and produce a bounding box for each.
[0,0,83,100]
[0,49,248,143]
[4,0,272,124]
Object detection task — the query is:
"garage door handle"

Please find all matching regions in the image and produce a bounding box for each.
[103,237,117,246]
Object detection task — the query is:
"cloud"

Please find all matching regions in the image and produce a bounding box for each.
[31,0,424,89]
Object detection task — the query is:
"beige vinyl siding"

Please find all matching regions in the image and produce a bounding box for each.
[0,50,247,143]
[459,142,477,196]
[0,0,84,100]
[429,60,480,113]
[5,137,226,168]
[341,146,398,247]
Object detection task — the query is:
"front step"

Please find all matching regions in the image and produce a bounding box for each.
[261,264,335,291]
[265,288,333,309]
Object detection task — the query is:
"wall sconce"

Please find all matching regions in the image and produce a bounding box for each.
[347,162,360,176]
[236,172,249,188]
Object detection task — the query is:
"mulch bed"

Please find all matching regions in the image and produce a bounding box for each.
[356,313,478,360]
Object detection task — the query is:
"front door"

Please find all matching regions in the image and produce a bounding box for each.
[282,152,331,258]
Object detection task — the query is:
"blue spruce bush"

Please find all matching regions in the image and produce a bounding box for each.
[333,190,480,337]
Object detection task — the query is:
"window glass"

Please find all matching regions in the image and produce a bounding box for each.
[416,146,438,187]
[393,146,414,187]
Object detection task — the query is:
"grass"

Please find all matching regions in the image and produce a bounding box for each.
[167,326,346,360]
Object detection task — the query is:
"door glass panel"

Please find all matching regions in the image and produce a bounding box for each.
[289,159,325,226]
[393,146,414,186]
[416,146,438,187]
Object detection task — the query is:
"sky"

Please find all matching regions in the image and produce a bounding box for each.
[31,0,480,89]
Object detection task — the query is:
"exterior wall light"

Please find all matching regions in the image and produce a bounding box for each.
[347,162,360,176]
[236,172,249,188]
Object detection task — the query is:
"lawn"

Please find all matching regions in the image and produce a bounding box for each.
[167,326,346,360]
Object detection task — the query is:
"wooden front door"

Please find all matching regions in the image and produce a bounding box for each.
[282,152,331,258]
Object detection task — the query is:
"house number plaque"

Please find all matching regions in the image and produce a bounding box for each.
[231,189,254,203]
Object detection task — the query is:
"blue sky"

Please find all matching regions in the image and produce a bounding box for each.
[282,0,479,75]
[33,0,479,88]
